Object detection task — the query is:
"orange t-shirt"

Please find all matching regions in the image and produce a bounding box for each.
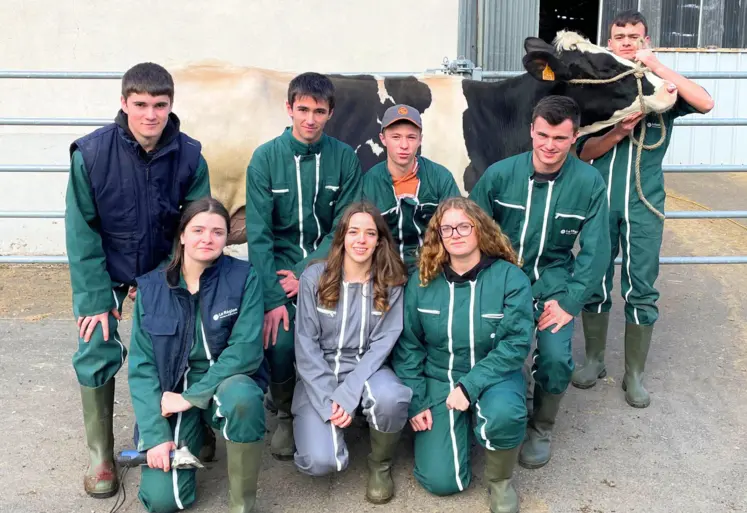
[392,160,420,198]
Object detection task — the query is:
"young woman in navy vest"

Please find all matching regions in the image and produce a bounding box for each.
[128,197,268,513]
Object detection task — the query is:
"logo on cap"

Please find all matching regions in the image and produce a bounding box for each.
[398,106,408,115]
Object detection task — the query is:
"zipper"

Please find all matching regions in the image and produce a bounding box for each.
[176,295,196,391]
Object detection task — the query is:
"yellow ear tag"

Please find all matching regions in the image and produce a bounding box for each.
[542,63,555,81]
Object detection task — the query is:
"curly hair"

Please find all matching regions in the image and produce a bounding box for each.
[418,197,517,286]
[317,201,407,312]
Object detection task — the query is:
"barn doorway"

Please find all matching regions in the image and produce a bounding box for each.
[539,0,600,45]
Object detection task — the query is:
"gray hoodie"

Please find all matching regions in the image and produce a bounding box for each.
[293,262,404,420]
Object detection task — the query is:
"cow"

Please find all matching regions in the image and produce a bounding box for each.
[171,31,677,245]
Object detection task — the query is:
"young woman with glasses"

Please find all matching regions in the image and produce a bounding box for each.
[392,197,534,513]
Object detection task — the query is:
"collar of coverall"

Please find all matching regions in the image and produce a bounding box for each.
[443,253,498,284]
[282,126,327,156]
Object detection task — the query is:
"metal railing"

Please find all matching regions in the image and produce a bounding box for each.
[0,66,745,265]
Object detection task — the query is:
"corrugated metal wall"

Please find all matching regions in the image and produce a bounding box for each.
[459,0,539,71]
[657,51,747,166]
[612,0,747,49]
[458,0,480,63]
[598,0,639,43]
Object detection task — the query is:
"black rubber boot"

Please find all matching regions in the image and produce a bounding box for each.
[269,377,295,460]
[200,422,217,462]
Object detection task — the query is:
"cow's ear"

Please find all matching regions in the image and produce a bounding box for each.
[524,37,554,55]
[523,37,571,83]
[523,52,571,83]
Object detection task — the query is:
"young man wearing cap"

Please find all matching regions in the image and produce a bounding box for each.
[245,72,362,460]
[470,96,610,471]
[65,62,210,498]
[362,104,461,273]
[572,10,714,408]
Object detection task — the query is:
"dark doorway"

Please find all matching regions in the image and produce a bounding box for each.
[540,0,600,44]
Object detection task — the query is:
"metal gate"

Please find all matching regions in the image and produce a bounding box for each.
[0,66,745,265]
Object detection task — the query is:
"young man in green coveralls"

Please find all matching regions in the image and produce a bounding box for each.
[245,72,362,459]
[471,96,610,469]
[572,10,714,408]
[65,63,211,498]
[362,104,461,273]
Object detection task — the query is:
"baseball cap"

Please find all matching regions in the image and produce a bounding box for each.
[380,104,422,132]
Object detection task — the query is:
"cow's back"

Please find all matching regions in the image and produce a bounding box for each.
[171,64,295,217]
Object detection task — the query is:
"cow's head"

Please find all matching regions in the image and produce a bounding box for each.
[523,31,677,135]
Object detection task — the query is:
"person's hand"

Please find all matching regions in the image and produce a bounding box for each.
[446,387,470,411]
[161,392,192,417]
[330,401,352,428]
[77,309,121,342]
[128,285,137,301]
[537,300,573,333]
[634,48,663,73]
[409,409,433,432]
[277,270,299,298]
[263,305,289,349]
[147,441,177,472]
[613,112,644,136]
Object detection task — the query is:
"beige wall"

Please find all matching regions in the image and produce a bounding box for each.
[0,0,458,255]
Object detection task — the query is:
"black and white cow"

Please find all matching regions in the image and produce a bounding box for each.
[172,31,676,241]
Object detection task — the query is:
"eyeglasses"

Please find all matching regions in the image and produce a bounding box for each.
[439,223,474,238]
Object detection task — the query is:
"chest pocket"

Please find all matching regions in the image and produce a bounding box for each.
[550,209,585,248]
[492,198,526,244]
[271,182,294,225]
[479,312,504,347]
[142,315,178,339]
[381,204,400,240]
[316,177,341,230]
[417,305,443,340]
[415,202,437,226]
[141,315,181,391]
[316,306,340,350]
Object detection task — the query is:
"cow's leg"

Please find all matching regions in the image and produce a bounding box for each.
[227,207,247,246]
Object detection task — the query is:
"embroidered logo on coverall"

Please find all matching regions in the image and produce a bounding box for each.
[213,308,238,321]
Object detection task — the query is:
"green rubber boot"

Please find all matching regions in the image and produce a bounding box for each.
[80,379,118,498]
[519,385,564,469]
[226,440,264,513]
[269,377,295,460]
[572,312,609,389]
[365,429,401,504]
[622,323,653,408]
[485,446,520,513]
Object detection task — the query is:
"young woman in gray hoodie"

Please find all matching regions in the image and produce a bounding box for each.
[291,201,411,504]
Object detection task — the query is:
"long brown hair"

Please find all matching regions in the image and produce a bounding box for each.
[165,197,231,285]
[317,201,406,312]
[418,197,517,286]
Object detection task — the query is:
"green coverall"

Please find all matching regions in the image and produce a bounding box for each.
[128,271,265,513]
[362,156,461,273]
[470,151,610,394]
[578,99,699,324]
[392,260,534,495]
[245,128,362,384]
[66,150,210,388]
